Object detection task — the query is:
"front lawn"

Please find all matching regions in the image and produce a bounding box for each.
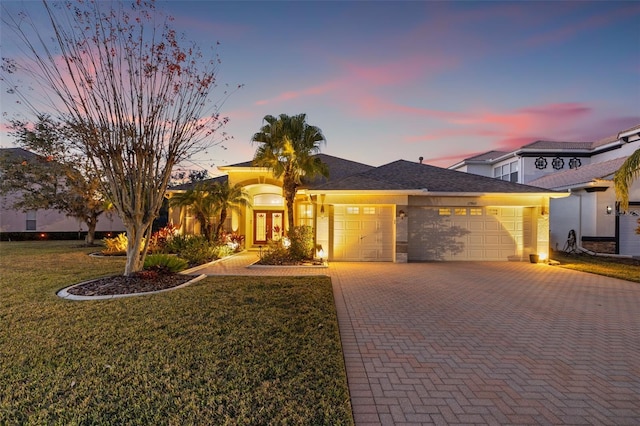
[550,250,640,283]
[0,241,353,425]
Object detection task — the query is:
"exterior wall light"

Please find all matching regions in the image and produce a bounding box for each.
[606,205,612,215]
[398,210,407,220]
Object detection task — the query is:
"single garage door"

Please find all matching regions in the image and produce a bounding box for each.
[408,206,526,261]
[333,205,394,261]
[619,212,640,256]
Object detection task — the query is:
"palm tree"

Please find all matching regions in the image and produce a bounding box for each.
[614,148,640,211]
[168,182,219,241]
[210,181,251,240]
[251,113,328,232]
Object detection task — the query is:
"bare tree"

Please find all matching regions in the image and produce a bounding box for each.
[2,1,237,275]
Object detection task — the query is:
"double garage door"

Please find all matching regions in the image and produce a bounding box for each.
[332,205,529,261]
[333,205,394,261]
[408,206,528,261]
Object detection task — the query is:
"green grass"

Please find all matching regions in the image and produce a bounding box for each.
[550,250,640,283]
[0,241,353,425]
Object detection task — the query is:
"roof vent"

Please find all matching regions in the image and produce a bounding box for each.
[419,156,424,164]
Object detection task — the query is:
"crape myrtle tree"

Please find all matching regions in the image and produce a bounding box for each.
[1,0,236,275]
[251,113,328,233]
[0,115,110,245]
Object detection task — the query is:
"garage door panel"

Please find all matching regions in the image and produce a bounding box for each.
[501,235,516,244]
[468,235,484,244]
[468,222,484,231]
[485,235,500,245]
[484,221,501,231]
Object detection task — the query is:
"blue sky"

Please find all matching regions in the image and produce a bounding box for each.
[1,1,639,172]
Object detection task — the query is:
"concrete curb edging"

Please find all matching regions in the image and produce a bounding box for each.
[56,274,207,301]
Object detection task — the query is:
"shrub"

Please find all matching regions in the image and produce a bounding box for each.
[259,239,294,265]
[102,233,145,255]
[288,225,314,261]
[211,244,234,259]
[164,234,195,255]
[167,235,215,265]
[220,232,245,252]
[144,254,188,273]
[164,233,237,266]
[148,224,179,253]
[102,233,128,255]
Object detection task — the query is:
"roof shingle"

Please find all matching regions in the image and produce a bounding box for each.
[527,157,627,189]
[316,160,554,193]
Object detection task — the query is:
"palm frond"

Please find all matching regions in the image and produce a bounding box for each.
[614,149,640,210]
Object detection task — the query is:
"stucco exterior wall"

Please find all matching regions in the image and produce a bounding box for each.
[1,193,124,233]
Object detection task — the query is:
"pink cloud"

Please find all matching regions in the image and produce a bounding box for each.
[342,55,455,86]
[400,101,598,166]
[253,50,456,108]
[524,4,640,47]
[254,79,342,106]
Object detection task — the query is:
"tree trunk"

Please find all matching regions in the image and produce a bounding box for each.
[283,174,297,234]
[86,216,98,245]
[216,209,228,241]
[123,222,152,276]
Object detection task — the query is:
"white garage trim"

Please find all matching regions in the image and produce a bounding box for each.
[332,205,394,261]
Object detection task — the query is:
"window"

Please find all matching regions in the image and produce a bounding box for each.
[454,208,467,216]
[487,208,499,216]
[438,208,451,216]
[494,161,518,182]
[363,207,375,215]
[470,208,482,216]
[253,193,284,206]
[298,204,314,227]
[346,207,359,214]
[26,211,36,231]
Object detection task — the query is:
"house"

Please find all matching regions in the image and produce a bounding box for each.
[449,124,640,256]
[167,153,567,262]
[0,148,124,239]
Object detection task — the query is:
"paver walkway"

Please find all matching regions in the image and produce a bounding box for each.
[194,252,640,425]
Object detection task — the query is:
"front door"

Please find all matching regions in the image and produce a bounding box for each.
[254,211,284,244]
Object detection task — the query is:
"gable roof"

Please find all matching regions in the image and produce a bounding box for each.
[527,157,627,190]
[314,159,555,193]
[217,153,374,188]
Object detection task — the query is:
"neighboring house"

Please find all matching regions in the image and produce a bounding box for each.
[0,148,124,238]
[167,153,566,262]
[449,124,640,256]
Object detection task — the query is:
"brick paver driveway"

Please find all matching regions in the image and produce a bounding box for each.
[196,254,640,425]
[329,261,640,425]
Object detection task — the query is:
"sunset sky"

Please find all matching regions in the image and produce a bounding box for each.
[1,1,639,173]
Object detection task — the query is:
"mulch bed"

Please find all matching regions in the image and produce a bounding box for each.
[67,272,195,296]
